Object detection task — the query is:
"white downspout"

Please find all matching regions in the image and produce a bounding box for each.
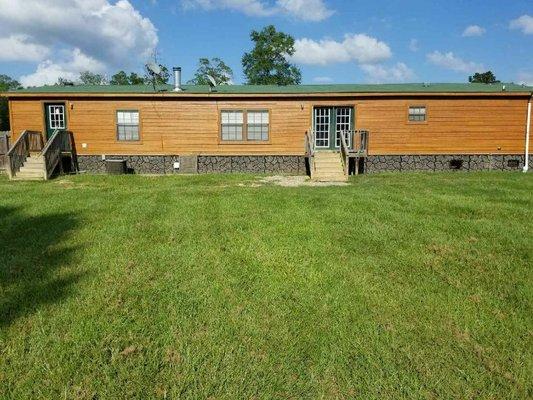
[524,95,532,173]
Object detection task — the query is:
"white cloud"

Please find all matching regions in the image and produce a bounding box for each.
[313,76,333,83]
[462,25,486,37]
[182,0,274,16]
[181,0,334,21]
[360,63,415,83]
[427,51,484,73]
[20,49,107,87]
[409,39,419,52]
[0,35,50,62]
[276,0,334,21]
[510,15,533,35]
[292,34,392,66]
[517,71,533,86]
[0,0,158,86]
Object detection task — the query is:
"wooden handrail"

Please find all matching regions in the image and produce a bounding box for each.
[27,131,44,152]
[351,130,369,155]
[6,130,32,179]
[339,130,350,176]
[42,129,62,179]
[305,129,315,157]
[40,130,76,179]
[305,128,315,175]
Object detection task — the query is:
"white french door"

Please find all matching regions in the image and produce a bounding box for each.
[313,106,353,149]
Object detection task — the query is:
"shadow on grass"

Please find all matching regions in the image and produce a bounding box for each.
[0,206,85,328]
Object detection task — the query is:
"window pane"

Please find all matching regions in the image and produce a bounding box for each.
[247,111,268,141]
[221,111,244,141]
[409,106,426,121]
[117,111,139,141]
[248,124,268,141]
[222,125,242,141]
[222,111,243,124]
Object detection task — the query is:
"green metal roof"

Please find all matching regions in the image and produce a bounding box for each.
[8,82,533,95]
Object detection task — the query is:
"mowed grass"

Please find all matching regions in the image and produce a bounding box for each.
[0,172,532,399]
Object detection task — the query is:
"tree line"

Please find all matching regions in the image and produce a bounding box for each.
[56,25,300,87]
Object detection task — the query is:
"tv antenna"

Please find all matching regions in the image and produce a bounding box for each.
[146,62,162,91]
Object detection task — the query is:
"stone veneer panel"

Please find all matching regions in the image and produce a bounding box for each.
[197,155,306,174]
[78,155,179,174]
[78,155,307,175]
[364,154,526,173]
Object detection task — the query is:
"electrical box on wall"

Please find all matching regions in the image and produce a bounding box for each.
[173,161,180,170]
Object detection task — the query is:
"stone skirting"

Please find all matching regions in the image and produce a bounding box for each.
[364,154,532,173]
[77,154,531,175]
[77,155,307,175]
[78,155,180,174]
[197,156,307,174]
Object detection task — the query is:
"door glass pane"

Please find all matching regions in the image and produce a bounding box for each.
[335,107,352,147]
[314,107,330,147]
[48,105,65,129]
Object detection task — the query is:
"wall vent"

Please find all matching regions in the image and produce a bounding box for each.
[507,159,520,168]
[449,159,463,170]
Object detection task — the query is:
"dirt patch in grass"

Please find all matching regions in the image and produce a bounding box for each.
[258,175,349,187]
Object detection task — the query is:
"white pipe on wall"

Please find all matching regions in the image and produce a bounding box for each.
[524,97,532,173]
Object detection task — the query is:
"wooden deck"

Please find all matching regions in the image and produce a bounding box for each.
[5,130,77,180]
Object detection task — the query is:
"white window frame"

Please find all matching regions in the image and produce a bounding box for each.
[48,105,66,130]
[314,107,331,148]
[408,106,427,122]
[220,110,244,141]
[246,110,269,141]
[116,110,140,141]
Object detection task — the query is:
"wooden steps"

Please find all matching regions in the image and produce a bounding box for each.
[13,155,45,180]
[311,151,347,182]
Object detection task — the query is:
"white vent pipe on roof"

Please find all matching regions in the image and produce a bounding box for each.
[173,67,182,92]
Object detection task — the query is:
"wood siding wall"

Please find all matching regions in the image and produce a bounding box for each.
[9,96,533,155]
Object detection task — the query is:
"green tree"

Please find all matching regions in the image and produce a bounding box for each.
[144,64,170,85]
[56,77,75,86]
[110,71,129,85]
[129,72,145,85]
[242,25,301,85]
[110,71,145,85]
[469,71,500,84]
[188,58,233,85]
[79,71,107,85]
[0,74,21,131]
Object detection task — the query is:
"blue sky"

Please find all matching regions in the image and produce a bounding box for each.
[0,0,532,86]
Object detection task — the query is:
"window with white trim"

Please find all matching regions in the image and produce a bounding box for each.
[117,110,140,141]
[48,105,66,129]
[221,110,244,141]
[408,106,426,122]
[247,110,269,141]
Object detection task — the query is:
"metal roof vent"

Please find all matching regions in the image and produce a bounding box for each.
[173,67,182,92]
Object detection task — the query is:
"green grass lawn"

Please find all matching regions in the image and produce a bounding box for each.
[0,172,532,399]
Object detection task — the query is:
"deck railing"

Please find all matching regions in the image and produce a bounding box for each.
[305,128,316,173]
[339,130,370,175]
[339,131,350,176]
[305,128,370,176]
[6,130,43,179]
[0,132,9,171]
[42,130,64,179]
[352,130,369,155]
